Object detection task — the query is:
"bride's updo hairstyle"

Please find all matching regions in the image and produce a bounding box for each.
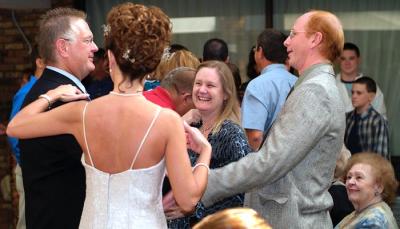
[104,3,171,82]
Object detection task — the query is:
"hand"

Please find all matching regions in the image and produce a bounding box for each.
[162,191,176,211]
[182,109,201,124]
[47,85,89,102]
[164,205,186,220]
[184,121,211,154]
[163,191,186,220]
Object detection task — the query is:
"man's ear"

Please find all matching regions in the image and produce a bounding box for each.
[225,55,230,63]
[311,32,323,49]
[182,91,192,103]
[259,48,266,61]
[36,58,45,69]
[368,92,376,102]
[55,38,69,58]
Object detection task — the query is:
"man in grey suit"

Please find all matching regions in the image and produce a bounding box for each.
[199,10,346,228]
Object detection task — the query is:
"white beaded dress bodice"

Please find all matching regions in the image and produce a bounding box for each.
[79,158,167,228]
[79,103,166,228]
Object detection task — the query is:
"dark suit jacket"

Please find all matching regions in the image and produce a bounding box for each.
[20,68,86,229]
[328,183,354,227]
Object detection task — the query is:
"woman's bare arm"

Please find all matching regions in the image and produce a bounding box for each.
[164,110,211,212]
[7,84,89,139]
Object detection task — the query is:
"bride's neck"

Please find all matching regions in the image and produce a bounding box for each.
[111,71,144,94]
[112,80,143,94]
[110,61,145,93]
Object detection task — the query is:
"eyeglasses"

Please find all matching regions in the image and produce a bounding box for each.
[289,29,307,39]
[59,37,94,45]
[82,37,94,45]
[60,37,72,42]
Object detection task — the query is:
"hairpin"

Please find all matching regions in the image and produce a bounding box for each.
[122,49,136,63]
[102,24,111,37]
[161,47,175,61]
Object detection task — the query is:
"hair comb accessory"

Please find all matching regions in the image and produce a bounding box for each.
[122,49,136,63]
[102,24,111,37]
[161,47,174,60]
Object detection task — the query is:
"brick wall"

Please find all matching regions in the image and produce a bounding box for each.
[0,1,74,228]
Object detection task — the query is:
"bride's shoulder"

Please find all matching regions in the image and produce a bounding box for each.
[157,108,181,123]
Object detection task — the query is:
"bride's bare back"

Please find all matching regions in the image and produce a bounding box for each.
[77,94,183,174]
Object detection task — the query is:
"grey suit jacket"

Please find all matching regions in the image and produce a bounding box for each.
[202,63,345,228]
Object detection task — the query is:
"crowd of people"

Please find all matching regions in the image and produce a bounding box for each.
[4,2,399,229]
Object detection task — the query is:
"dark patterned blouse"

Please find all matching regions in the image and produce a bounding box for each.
[167,119,251,228]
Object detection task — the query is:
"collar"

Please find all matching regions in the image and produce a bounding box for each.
[260,63,286,75]
[46,66,87,93]
[144,86,176,110]
[294,63,334,89]
[336,72,364,82]
[357,105,373,119]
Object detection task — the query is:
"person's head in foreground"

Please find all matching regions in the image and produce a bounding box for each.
[193,208,272,229]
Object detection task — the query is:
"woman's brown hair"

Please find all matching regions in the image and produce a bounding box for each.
[344,152,398,204]
[104,3,171,88]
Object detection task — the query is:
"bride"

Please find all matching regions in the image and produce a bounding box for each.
[7,3,211,228]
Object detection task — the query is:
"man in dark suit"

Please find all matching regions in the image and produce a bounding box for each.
[19,8,98,229]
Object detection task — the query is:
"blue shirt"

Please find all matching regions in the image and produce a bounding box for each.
[241,64,297,134]
[8,75,37,164]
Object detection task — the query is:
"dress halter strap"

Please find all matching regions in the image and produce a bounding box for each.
[82,102,95,166]
[129,107,162,169]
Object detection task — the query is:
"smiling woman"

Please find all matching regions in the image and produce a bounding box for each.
[165,61,251,228]
[335,152,399,229]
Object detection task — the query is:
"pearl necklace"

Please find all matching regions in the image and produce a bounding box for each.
[110,91,142,97]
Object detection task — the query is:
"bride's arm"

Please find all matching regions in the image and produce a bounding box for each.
[164,110,211,213]
[7,84,89,139]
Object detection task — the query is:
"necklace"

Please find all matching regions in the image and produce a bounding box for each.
[200,123,214,134]
[355,200,382,214]
[341,200,383,228]
[110,91,142,97]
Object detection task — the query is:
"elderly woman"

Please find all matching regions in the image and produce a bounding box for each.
[164,61,252,228]
[335,152,399,228]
